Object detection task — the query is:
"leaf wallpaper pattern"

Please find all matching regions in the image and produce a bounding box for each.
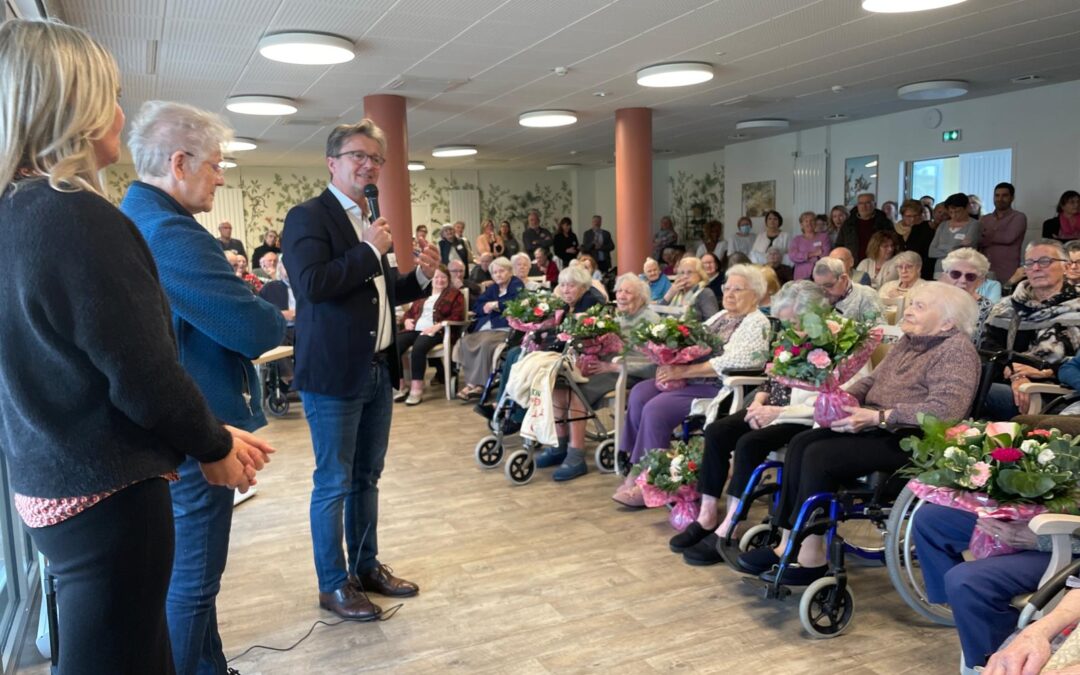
[668,162,725,242]
[411,176,572,226]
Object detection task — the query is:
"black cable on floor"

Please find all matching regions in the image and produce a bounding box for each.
[226,603,402,664]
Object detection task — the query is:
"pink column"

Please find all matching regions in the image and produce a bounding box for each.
[615,107,653,274]
[363,94,414,272]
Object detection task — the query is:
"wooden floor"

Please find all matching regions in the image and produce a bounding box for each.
[17,386,961,674]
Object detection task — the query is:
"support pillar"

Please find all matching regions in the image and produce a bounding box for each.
[615,107,653,274]
[363,94,414,272]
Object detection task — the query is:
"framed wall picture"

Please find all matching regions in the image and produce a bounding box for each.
[844,155,878,208]
[741,180,776,218]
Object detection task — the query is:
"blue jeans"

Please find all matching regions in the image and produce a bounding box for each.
[167,456,235,675]
[301,360,392,593]
[912,503,1050,668]
[984,382,1020,420]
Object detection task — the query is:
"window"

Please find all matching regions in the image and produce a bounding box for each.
[903,148,1012,211]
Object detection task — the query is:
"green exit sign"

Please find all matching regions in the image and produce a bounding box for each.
[942,129,962,142]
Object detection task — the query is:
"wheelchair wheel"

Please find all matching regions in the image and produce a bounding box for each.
[799,577,855,639]
[616,451,633,476]
[504,449,535,485]
[884,487,955,626]
[265,390,289,417]
[474,436,503,469]
[594,439,616,474]
[739,523,778,553]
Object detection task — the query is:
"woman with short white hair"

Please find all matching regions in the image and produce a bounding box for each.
[940,247,994,344]
[456,257,524,399]
[878,250,926,301]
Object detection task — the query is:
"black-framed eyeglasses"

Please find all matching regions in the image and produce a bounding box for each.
[947,269,979,283]
[332,150,386,167]
[1021,256,1067,269]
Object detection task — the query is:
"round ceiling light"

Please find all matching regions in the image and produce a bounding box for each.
[223,137,257,152]
[862,0,967,12]
[220,157,238,169]
[897,80,969,101]
[226,95,298,115]
[258,32,355,65]
[636,62,714,88]
[407,161,426,171]
[519,110,578,128]
[735,118,790,131]
[431,145,477,158]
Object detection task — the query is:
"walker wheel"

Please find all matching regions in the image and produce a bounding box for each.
[504,449,535,485]
[739,523,778,553]
[474,436,503,469]
[265,391,289,417]
[799,577,855,639]
[595,440,616,474]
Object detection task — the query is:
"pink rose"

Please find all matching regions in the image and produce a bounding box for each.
[807,348,832,369]
[970,461,991,488]
[826,320,842,335]
[945,424,981,441]
[774,346,783,357]
[990,447,1023,463]
[533,307,545,317]
[583,317,596,326]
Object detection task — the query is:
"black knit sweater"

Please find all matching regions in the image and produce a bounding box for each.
[0,180,231,497]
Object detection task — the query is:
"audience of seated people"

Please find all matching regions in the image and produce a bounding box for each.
[573,254,608,301]
[454,257,523,401]
[534,246,559,285]
[469,252,494,290]
[1043,190,1080,242]
[394,265,466,406]
[829,246,873,286]
[475,218,503,258]
[657,256,719,320]
[812,257,884,321]
[613,264,772,506]
[855,230,901,290]
[939,248,996,345]
[251,229,280,275]
[878,250,926,302]
[700,252,724,299]
[642,257,673,302]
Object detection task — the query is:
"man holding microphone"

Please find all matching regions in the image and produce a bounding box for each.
[283,120,440,620]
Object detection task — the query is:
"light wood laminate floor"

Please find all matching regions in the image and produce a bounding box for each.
[18,388,961,674]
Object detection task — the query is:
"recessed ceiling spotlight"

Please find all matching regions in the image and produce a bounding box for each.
[519,110,577,128]
[226,95,298,116]
[636,62,714,88]
[831,85,845,93]
[735,118,790,130]
[546,163,581,170]
[592,91,609,97]
[407,161,426,171]
[431,145,477,158]
[728,133,747,140]
[224,137,257,152]
[862,0,967,12]
[1011,74,1045,84]
[897,79,969,101]
[258,32,355,65]
[552,66,569,76]
[824,113,848,120]
[220,157,238,169]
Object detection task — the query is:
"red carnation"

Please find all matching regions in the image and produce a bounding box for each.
[990,447,1024,463]
[533,307,544,317]
[774,346,783,356]
[687,460,697,472]
[583,317,596,326]
[677,325,690,337]
[790,346,801,356]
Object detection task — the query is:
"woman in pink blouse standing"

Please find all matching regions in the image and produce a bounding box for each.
[788,211,832,280]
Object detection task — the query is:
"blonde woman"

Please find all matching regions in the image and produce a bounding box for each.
[0,19,263,672]
[475,218,504,257]
[659,256,719,320]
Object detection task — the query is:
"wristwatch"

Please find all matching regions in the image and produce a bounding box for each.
[878,409,888,429]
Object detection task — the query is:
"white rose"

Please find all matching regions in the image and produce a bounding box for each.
[539,302,550,312]
[1021,439,1041,454]
[1038,449,1056,465]
[669,456,684,481]
[943,447,958,459]
[651,324,668,338]
[776,351,792,363]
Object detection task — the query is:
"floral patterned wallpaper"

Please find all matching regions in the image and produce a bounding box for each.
[668,162,725,243]
[411,175,573,226]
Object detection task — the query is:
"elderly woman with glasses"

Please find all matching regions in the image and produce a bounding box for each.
[613,265,771,506]
[878,250,926,301]
[658,256,720,320]
[939,248,995,345]
[455,257,523,400]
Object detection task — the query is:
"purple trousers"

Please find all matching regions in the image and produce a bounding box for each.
[622,379,721,463]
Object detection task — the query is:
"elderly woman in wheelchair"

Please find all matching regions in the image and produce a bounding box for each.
[732,283,980,592]
[670,281,829,564]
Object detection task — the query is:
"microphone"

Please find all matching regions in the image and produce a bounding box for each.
[363,183,380,221]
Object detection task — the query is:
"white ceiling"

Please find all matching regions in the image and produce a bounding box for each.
[45,0,1080,169]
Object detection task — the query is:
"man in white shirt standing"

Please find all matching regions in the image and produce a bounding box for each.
[282,120,440,621]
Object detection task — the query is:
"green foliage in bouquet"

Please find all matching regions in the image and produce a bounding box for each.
[633,437,704,494]
[626,314,722,352]
[558,304,621,340]
[901,415,1080,513]
[768,305,877,386]
[502,289,567,323]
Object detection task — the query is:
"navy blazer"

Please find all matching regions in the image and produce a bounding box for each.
[470,277,525,331]
[282,188,428,397]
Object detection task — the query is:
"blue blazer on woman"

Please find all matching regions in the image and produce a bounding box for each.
[470,276,524,331]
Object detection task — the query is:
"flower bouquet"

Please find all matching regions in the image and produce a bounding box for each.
[503,290,567,352]
[632,438,704,530]
[626,315,722,391]
[557,304,624,372]
[766,306,882,427]
[902,416,1080,558]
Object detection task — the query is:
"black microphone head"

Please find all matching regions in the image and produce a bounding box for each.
[363,184,379,199]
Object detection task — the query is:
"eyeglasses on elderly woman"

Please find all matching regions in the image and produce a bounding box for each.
[947,269,979,283]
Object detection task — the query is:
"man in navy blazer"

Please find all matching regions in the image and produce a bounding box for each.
[282,119,440,621]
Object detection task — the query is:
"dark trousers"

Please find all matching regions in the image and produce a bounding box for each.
[913,503,1051,668]
[699,409,807,499]
[775,427,914,529]
[29,478,176,675]
[166,457,234,675]
[395,330,443,382]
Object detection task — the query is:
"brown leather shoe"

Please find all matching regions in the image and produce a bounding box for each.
[318,584,383,620]
[351,564,419,598]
